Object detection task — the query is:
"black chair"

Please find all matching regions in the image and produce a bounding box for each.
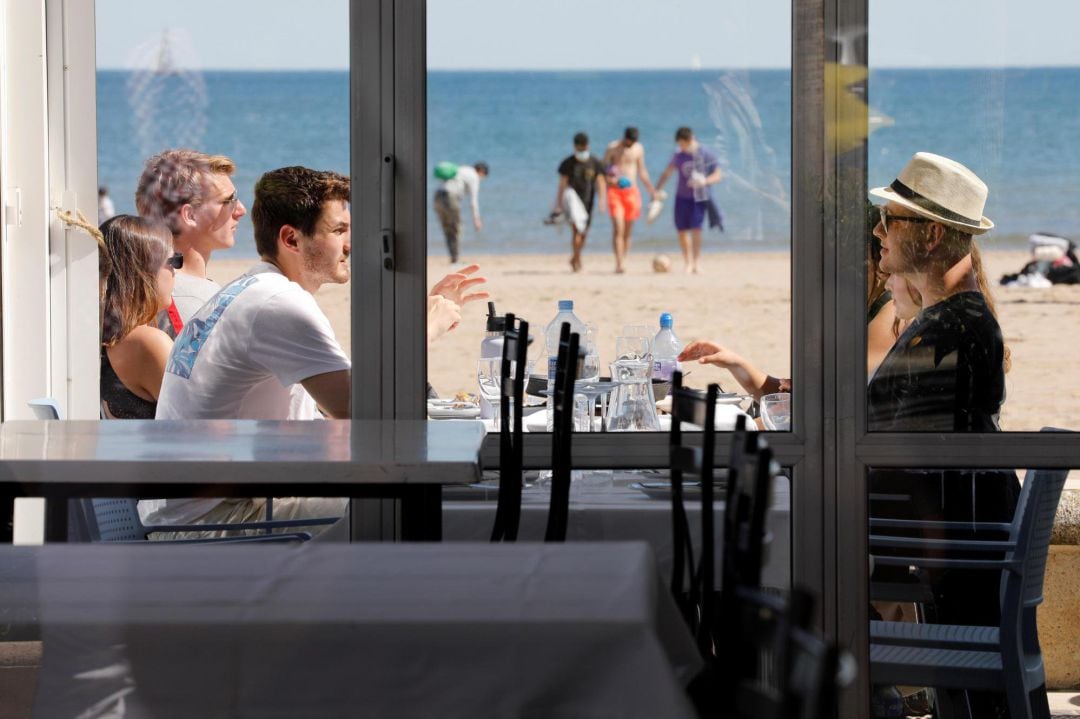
[668,372,721,637]
[491,313,528,542]
[543,322,580,542]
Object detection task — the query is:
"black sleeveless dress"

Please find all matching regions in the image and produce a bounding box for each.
[100,347,158,419]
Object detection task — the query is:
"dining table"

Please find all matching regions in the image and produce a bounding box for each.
[0,419,486,542]
[443,471,792,590]
[1,541,703,718]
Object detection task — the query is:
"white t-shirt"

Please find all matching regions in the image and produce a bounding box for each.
[154,272,222,338]
[440,165,481,218]
[156,262,351,420]
[172,271,222,322]
[145,262,350,525]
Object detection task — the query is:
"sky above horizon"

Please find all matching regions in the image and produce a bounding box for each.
[96,0,1080,71]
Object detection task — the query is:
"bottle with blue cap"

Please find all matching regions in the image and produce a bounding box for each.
[544,300,587,429]
[652,313,682,382]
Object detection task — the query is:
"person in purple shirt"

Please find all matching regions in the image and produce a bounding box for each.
[654,126,724,273]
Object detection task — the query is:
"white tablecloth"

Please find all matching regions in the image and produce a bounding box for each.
[2,543,700,719]
[444,473,792,590]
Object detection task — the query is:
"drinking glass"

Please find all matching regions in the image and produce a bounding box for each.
[760,392,791,431]
[477,359,502,425]
[615,335,651,362]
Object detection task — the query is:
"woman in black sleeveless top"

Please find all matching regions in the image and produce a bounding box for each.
[100,216,179,419]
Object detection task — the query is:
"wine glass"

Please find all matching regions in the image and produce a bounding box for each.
[615,335,651,362]
[760,392,791,431]
[477,359,502,425]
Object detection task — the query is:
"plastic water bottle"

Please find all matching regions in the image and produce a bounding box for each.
[544,300,586,429]
[652,313,682,382]
[479,302,506,419]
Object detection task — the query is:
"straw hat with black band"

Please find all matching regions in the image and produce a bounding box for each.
[870,152,993,235]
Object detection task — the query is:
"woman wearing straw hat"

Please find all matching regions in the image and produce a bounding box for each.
[868,152,1019,718]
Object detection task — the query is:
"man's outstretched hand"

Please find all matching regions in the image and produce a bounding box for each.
[429,264,490,307]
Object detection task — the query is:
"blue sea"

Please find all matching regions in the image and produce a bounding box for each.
[97,68,1080,258]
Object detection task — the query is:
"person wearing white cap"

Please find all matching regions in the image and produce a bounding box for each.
[867,152,1018,718]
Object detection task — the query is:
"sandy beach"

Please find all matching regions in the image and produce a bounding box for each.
[210,248,1080,433]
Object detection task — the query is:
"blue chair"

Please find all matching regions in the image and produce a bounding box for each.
[27,398,62,420]
[81,498,321,544]
[869,464,1070,719]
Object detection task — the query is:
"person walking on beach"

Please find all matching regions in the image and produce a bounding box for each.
[552,132,607,272]
[654,127,723,274]
[98,186,116,222]
[136,149,247,337]
[433,161,489,264]
[603,127,656,273]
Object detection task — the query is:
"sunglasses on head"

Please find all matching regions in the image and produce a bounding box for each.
[166,253,184,270]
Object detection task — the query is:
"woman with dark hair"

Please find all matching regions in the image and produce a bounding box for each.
[100,215,180,418]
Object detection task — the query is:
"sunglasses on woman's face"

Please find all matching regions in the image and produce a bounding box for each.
[165,253,184,271]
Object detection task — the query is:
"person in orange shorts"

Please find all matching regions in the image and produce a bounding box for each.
[603,127,656,273]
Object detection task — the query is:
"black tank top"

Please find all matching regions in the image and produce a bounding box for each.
[100,347,158,419]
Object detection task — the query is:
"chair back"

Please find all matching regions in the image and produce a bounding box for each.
[724,434,775,594]
[544,322,580,542]
[1001,465,1068,668]
[491,313,529,542]
[668,372,704,620]
[27,398,62,420]
[732,586,848,719]
[82,498,148,542]
[1012,465,1070,610]
[667,373,720,646]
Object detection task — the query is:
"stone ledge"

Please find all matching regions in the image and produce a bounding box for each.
[1053,489,1080,545]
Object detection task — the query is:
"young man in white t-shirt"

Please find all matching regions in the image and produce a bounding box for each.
[150,166,490,532]
[151,167,354,531]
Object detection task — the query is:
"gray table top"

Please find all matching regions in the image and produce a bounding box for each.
[4,542,701,719]
[0,419,486,488]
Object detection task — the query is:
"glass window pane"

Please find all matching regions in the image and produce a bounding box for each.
[867,1,1080,432]
[426,1,792,435]
[95,0,351,414]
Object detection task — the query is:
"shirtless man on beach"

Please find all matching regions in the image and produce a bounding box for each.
[603,127,656,273]
[136,149,247,337]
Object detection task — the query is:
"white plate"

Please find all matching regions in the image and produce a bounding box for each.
[654,393,748,414]
[427,401,481,419]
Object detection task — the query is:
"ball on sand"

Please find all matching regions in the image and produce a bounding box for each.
[652,254,672,273]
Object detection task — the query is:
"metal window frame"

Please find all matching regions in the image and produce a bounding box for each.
[356,1,1080,713]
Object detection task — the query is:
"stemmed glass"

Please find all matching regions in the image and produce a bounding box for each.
[760,392,791,431]
[615,335,651,362]
[477,359,502,425]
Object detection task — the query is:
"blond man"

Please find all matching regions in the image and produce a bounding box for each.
[136,149,247,335]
